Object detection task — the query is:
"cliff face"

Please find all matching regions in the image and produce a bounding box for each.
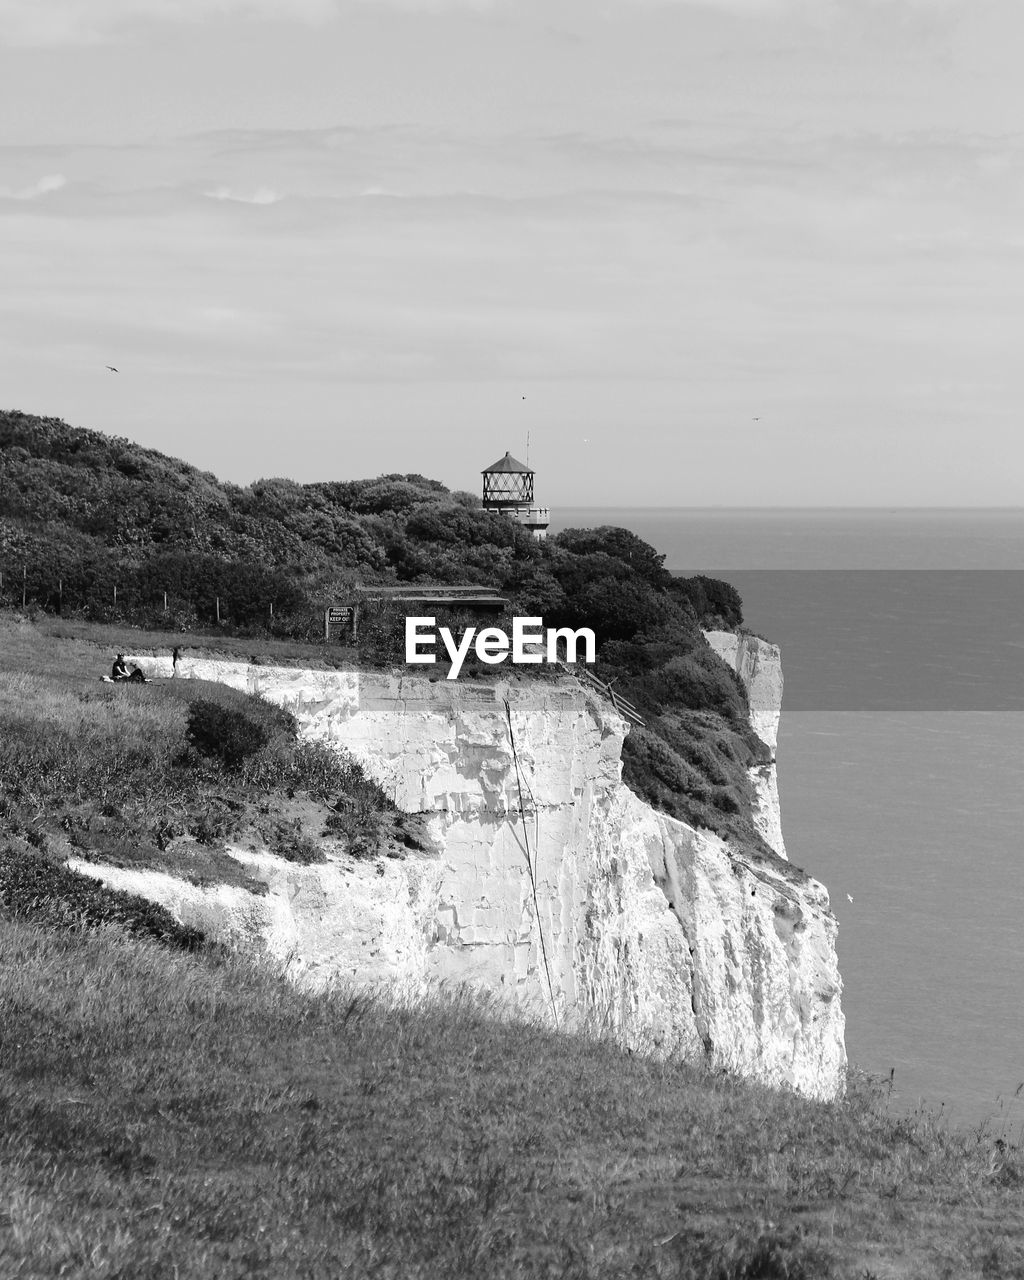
[76,650,845,1100]
[703,630,787,860]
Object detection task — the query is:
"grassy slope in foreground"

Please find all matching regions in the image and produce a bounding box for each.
[3,921,1024,1280]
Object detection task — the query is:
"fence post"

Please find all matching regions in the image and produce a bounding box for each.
[163,591,168,613]
[22,566,26,608]
[216,596,220,623]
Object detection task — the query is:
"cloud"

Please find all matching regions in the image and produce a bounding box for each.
[0,173,67,199]
[0,0,337,45]
[0,0,965,43]
[204,185,284,204]
[601,0,958,14]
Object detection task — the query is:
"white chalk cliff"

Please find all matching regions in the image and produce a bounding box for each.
[703,630,787,860]
[76,645,846,1100]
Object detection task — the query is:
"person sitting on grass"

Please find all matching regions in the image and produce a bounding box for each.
[111,654,129,681]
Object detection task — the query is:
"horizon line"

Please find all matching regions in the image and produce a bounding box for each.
[548,505,1024,513]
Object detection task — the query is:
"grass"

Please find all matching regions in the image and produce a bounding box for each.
[11,608,775,866]
[0,848,204,949]
[0,613,430,905]
[29,611,361,670]
[4,616,1024,1276]
[3,919,1024,1279]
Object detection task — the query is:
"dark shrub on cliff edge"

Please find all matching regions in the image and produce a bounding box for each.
[669,574,744,629]
[186,699,270,770]
[552,525,671,587]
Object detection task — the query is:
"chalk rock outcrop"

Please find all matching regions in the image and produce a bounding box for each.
[81,652,844,1099]
[704,630,787,860]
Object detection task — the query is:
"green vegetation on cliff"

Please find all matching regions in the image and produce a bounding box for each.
[0,616,430,930]
[0,410,764,853]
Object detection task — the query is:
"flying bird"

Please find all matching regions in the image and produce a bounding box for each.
[846,894,854,904]
[105,365,118,373]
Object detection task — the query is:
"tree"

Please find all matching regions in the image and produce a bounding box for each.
[553,526,670,587]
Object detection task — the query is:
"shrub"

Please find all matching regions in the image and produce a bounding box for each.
[669,574,744,628]
[240,738,378,807]
[552,525,670,587]
[655,651,749,721]
[259,817,326,865]
[159,679,296,743]
[405,500,519,550]
[323,806,389,859]
[187,800,236,846]
[545,552,678,644]
[238,742,295,792]
[324,759,400,857]
[356,602,409,668]
[620,725,750,842]
[186,699,269,769]
[291,739,362,802]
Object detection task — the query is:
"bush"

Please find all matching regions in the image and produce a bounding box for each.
[241,737,381,804]
[356,602,409,668]
[0,846,204,950]
[669,574,744,628]
[158,679,297,743]
[291,740,365,802]
[553,525,670,587]
[240,737,402,861]
[258,817,327,865]
[653,651,749,721]
[544,551,677,644]
[323,805,389,859]
[186,699,268,770]
[620,725,752,844]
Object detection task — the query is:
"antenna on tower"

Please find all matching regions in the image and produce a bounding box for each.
[526,430,530,467]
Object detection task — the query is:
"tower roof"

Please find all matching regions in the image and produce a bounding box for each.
[482,450,531,474]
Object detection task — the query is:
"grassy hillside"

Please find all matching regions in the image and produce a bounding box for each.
[3,610,1023,1277]
[3,919,1024,1279]
[0,409,771,855]
[0,615,430,924]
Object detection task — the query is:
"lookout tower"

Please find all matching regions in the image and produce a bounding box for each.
[481,451,550,540]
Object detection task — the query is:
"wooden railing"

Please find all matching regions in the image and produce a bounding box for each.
[556,662,646,727]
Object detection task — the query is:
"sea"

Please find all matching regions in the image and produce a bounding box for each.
[549,508,1024,1128]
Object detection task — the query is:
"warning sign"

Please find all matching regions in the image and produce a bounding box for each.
[324,605,356,642]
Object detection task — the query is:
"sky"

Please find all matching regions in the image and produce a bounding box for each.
[2,0,1023,506]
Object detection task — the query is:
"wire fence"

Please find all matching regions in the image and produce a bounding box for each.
[0,562,321,639]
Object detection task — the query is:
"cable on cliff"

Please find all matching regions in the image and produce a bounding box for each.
[504,698,559,1030]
